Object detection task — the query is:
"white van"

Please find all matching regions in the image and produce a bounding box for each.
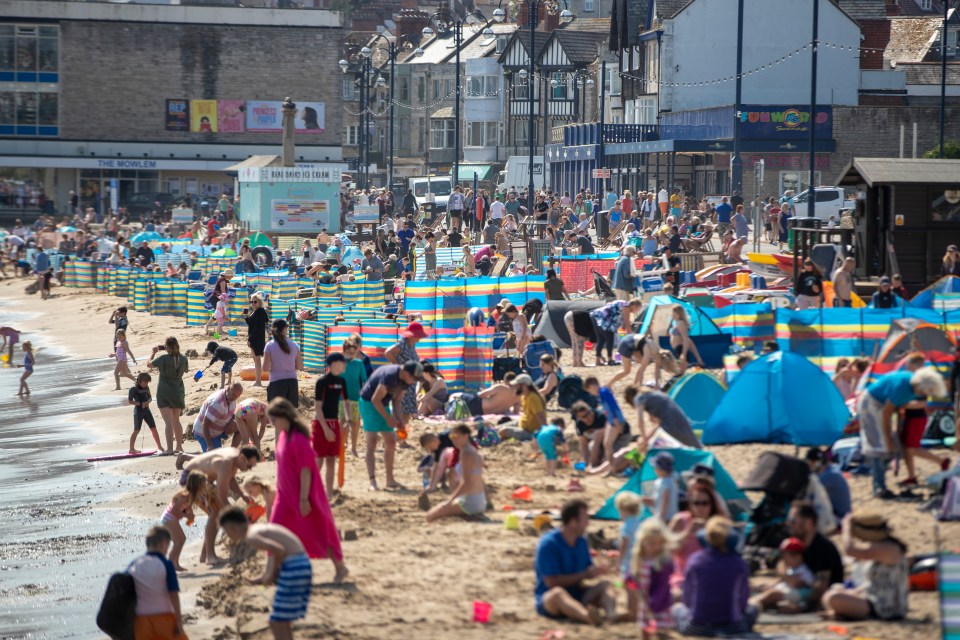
[791,187,856,223]
[407,175,453,213]
[496,156,549,193]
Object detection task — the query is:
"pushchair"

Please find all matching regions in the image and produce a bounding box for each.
[739,452,810,572]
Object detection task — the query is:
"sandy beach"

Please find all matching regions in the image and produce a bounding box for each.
[0,277,953,640]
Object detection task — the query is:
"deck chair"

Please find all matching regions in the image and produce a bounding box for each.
[688,227,716,253]
[940,552,960,639]
[601,221,629,250]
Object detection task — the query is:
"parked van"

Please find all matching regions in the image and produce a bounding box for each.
[407,175,453,213]
[790,187,856,223]
[496,156,549,193]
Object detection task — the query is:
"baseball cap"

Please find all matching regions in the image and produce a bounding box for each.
[401,360,424,379]
[651,451,675,473]
[879,276,891,285]
[511,373,534,386]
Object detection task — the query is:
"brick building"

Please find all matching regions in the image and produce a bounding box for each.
[1,0,344,215]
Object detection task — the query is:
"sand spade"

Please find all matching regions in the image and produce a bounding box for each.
[194,370,204,381]
[472,601,492,624]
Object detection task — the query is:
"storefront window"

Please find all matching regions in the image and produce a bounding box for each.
[0,168,47,209]
[0,26,13,72]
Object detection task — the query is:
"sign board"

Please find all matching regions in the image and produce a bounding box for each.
[592,168,612,179]
[739,105,832,140]
[246,100,326,133]
[171,207,194,224]
[895,214,905,226]
[239,166,341,184]
[271,199,330,231]
[353,204,379,224]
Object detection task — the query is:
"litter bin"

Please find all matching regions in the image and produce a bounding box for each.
[595,209,609,240]
[530,239,553,270]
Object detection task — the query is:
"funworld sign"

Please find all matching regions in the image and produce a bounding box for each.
[739,106,832,139]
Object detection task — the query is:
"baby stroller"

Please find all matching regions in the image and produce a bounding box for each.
[739,452,810,572]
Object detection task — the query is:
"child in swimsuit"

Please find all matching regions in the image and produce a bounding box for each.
[112,329,137,390]
[535,418,568,477]
[211,293,230,336]
[161,471,206,571]
[243,476,276,521]
[128,372,163,454]
[17,340,33,397]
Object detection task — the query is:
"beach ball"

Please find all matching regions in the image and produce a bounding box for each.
[467,307,485,327]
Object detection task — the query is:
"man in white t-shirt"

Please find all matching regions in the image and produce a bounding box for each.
[490,194,506,227]
[127,526,187,638]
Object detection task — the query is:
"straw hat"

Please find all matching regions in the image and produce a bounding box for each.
[850,512,892,542]
[221,268,235,279]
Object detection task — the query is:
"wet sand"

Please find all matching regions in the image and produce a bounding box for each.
[0,278,952,640]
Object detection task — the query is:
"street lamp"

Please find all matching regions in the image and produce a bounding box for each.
[423,3,488,195]
[365,33,423,195]
[494,0,574,216]
[340,45,379,188]
[573,70,595,123]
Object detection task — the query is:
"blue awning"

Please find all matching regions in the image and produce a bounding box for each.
[605,138,836,155]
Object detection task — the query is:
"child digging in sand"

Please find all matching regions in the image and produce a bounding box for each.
[17,340,34,396]
[243,476,276,521]
[535,418,568,477]
[129,372,163,454]
[218,506,313,640]
[161,470,206,571]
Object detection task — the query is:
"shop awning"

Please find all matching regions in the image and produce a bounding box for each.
[454,164,496,181]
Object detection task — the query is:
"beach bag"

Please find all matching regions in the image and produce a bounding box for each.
[203,286,217,310]
[557,374,596,410]
[476,423,502,448]
[942,477,960,520]
[445,395,472,421]
[96,572,136,640]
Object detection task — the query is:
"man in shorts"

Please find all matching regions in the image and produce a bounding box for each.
[192,383,244,452]
[359,361,422,490]
[535,499,614,624]
[178,445,261,565]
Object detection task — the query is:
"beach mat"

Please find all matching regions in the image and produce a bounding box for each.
[86,450,157,462]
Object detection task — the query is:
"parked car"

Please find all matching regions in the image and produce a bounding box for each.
[122,192,178,215]
[790,187,856,223]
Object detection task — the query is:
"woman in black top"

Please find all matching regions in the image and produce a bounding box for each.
[795,259,824,309]
[243,292,270,387]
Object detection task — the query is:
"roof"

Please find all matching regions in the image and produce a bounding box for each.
[833,0,888,20]
[430,106,455,118]
[455,22,515,60]
[656,0,691,20]
[884,17,942,66]
[498,29,550,66]
[553,30,607,65]
[900,62,960,85]
[838,158,960,186]
[893,0,945,16]
[224,155,282,171]
[568,17,611,33]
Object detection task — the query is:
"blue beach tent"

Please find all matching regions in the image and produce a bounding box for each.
[703,351,849,446]
[594,448,748,520]
[640,296,732,369]
[668,370,726,430]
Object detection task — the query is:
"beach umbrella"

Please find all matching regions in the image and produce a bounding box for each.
[242,231,272,248]
[130,231,164,244]
[58,225,78,232]
[210,247,237,257]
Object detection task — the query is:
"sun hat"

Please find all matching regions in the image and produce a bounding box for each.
[401,321,428,339]
[221,268,235,278]
[511,373,534,386]
[651,451,675,473]
[850,512,892,542]
[779,537,805,554]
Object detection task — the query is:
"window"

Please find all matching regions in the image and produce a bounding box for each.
[398,116,410,150]
[0,25,59,137]
[515,120,530,146]
[551,72,572,100]
[345,125,358,145]
[468,75,499,96]
[584,0,595,11]
[418,117,426,151]
[603,66,622,97]
[432,79,453,100]
[399,77,410,102]
[417,77,425,101]
[635,97,656,125]
[341,78,356,101]
[430,119,456,149]
[514,74,530,100]
[921,0,932,10]
[466,121,500,147]
[496,35,507,54]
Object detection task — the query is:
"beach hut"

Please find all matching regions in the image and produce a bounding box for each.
[668,370,727,430]
[594,448,748,520]
[703,351,849,446]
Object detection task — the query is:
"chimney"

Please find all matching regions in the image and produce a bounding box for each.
[518,3,542,28]
[543,11,559,32]
[281,97,296,167]
[397,9,430,42]
[885,0,901,16]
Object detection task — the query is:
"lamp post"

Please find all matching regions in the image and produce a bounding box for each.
[572,70,595,123]
[940,0,955,158]
[494,0,574,211]
[365,34,424,196]
[423,4,488,192]
[339,47,381,188]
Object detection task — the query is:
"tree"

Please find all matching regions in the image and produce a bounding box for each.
[924,139,960,159]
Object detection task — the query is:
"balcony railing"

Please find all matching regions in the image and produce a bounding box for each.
[550,123,660,146]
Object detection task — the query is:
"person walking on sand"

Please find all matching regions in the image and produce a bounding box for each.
[108,306,129,350]
[17,340,34,397]
[266,398,349,584]
[177,445,262,566]
[128,372,163,454]
[127,526,188,640]
[150,337,189,455]
[263,319,302,407]
[243,292,269,387]
[426,424,488,522]
[360,361,423,491]
[112,329,138,390]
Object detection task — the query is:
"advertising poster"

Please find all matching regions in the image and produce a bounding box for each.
[217,100,245,132]
[189,99,218,133]
[165,99,189,131]
[246,101,326,133]
[739,105,832,139]
[271,199,330,230]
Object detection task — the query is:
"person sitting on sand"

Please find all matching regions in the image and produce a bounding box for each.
[426,424,487,522]
[218,507,316,640]
[176,445,262,565]
[751,537,815,613]
[498,374,546,442]
[535,499,616,626]
[420,431,458,492]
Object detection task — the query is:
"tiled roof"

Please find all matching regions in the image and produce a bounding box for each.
[656,0,691,19]
[834,0,888,20]
[884,17,942,66]
[839,157,960,186]
[900,62,960,84]
[567,17,611,33]
[893,0,945,16]
[554,30,607,65]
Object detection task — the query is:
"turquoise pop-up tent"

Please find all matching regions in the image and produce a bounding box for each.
[640,296,732,369]
[594,448,748,520]
[668,370,726,430]
[703,351,849,446]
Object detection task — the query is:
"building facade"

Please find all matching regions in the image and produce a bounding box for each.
[1,0,344,215]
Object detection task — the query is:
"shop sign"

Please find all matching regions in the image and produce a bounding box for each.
[271,199,330,230]
[739,105,832,140]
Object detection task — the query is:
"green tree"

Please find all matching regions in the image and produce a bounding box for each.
[924,139,960,159]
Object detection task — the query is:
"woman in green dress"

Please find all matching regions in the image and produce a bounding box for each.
[149,336,189,454]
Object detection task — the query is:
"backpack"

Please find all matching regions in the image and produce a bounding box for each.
[557,374,597,410]
[445,395,472,421]
[96,572,136,640]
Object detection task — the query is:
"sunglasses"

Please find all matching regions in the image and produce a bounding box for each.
[690,500,711,507]
[250,300,261,305]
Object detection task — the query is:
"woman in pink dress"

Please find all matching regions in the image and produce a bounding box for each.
[267,398,349,583]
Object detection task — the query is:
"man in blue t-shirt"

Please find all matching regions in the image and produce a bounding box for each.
[534,499,613,623]
[715,196,733,225]
[397,222,415,257]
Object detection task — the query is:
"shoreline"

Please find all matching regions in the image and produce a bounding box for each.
[1,277,949,640]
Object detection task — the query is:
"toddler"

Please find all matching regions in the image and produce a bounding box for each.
[535,418,568,477]
[128,372,163,454]
[615,492,643,620]
[751,537,814,611]
[210,292,230,336]
[642,452,678,523]
[17,340,34,396]
[243,476,276,521]
[629,519,675,638]
[160,470,206,571]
